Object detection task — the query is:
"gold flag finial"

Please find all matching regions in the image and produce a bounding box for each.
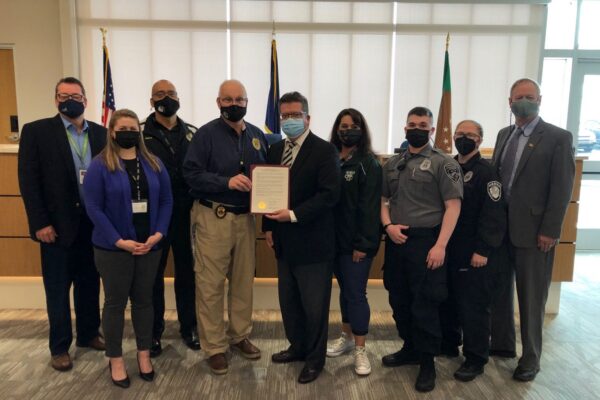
[100,27,107,46]
[445,32,450,51]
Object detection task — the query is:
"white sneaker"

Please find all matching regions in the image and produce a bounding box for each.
[354,346,371,376]
[326,333,354,357]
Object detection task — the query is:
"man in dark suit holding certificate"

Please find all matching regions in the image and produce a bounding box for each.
[263,91,341,384]
[492,78,575,382]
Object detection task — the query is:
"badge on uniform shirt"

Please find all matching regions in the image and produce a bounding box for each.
[420,159,431,171]
[464,171,473,183]
[252,138,261,151]
[79,169,87,185]
[444,163,461,183]
[487,181,502,202]
[344,170,356,182]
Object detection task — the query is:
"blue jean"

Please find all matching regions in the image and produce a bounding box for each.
[334,254,372,336]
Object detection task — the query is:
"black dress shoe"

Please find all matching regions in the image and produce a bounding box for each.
[513,365,540,382]
[150,339,162,358]
[415,361,436,393]
[271,350,304,364]
[382,348,420,367]
[182,331,201,351]
[489,349,517,358]
[298,366,321,384]
[109,362,130,389]
[454,361,484,382]
[137,354,155,382]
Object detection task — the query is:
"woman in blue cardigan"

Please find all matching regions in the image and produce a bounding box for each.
[83,109,173,388]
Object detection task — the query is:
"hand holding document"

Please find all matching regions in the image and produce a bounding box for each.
[250,165,290,214]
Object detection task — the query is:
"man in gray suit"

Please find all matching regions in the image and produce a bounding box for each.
[492,78,575,382]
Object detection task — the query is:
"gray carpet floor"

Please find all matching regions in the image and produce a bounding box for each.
[1,252,599,400]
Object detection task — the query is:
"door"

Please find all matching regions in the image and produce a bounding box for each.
[0,48,19,144]
[567,59,600,249]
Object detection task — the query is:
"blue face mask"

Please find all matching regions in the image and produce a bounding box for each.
[281,118,306,138]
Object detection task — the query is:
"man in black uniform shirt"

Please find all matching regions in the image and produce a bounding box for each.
[142,79,199,356]
[439,120,507,381]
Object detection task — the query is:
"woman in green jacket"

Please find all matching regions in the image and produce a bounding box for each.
[326,108,382,376]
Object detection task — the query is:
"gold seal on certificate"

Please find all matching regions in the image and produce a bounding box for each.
[250,165,290,214]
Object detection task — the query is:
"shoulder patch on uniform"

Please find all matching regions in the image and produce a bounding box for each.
[487,181,502,202]
[420,159,431,171]
[444,163,461,183]
[464,171,473,182]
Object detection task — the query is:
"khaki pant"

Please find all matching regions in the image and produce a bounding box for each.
[191,201,256,356]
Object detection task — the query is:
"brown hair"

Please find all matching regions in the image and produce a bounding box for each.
[100,109,161,172]
[329,108,374,155]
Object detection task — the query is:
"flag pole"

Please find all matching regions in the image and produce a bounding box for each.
[100,27,107,47]
[446,32,450,52]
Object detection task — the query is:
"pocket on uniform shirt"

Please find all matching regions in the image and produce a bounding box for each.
[409,171,433,183]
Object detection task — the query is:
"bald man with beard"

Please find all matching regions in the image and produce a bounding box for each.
[142,80,200,356]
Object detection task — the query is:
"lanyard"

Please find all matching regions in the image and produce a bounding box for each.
[66,129,89,164]
[157,128,177,156]
[124,158,142,200]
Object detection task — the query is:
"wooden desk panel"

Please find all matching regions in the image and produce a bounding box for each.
[0,197,29,237]
[0,238,41,276]
[0,154,19,195]
[560,202,579,243]
[552,243,575,282]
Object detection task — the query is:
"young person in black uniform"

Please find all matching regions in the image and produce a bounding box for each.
[141,79,200,356]
[380,106,462,392]
[18,77,106,371]
[325,108,382,376]
[264,92,341,384]
[438,120,507,381]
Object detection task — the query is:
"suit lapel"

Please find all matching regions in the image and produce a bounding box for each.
[269,140,284,164]
[290,132,314,180]
[493,125,513,166]
[513,120,545,181]
[52,114,78,184]
[88,122,104,156]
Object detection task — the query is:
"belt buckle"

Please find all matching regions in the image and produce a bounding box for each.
[215,204,227,219]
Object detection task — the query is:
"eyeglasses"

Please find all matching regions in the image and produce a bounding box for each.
[280,112,305,120]
[152,90,178,99]
[220,97,248,106]
[454,132,481,140]
[56,93,84,102]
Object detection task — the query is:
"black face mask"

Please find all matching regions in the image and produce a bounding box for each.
[115,131,140,149]
[338,129,362,147]
[405,128,430,148]
[154,96,180,118]
[58,99,85,119]
[455,136,477,156]
[221,105,247,123]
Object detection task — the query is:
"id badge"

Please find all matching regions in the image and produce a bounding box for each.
[132,200,148,214]
[79,169,87,185]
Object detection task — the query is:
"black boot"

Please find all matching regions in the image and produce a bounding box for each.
[415,355,436,393]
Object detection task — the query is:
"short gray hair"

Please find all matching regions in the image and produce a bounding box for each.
[510,78,541,97]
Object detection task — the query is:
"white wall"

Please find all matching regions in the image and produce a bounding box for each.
[0,0,68,125]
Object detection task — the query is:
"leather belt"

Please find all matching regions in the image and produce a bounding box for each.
[197,199,249,218]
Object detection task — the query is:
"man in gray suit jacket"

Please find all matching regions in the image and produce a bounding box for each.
[492,78,575,382]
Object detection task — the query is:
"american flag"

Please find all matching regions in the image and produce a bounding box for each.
[101,39,115,127]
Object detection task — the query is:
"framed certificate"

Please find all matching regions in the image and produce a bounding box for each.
[250,165,290,214]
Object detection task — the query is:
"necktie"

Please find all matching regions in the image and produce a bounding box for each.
[500,127,523,194]
[281,140,296,167]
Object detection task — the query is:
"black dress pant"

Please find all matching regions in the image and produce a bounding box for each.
[383,228,447,357]
[39,216,101,356]
[441,235,495,365]
[152,194,197,338]
[277,259,333,370]
[490,240,516,355]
